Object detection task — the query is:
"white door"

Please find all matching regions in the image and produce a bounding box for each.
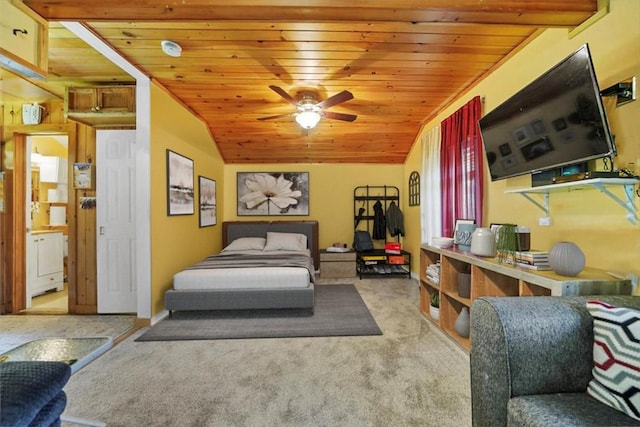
[97,130,137,313]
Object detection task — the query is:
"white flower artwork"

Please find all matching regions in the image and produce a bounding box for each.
[237,172,309,216]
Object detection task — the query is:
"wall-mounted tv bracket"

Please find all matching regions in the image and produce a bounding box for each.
[600,76,637,107]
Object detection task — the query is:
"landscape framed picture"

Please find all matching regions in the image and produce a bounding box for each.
[198,176,217,227]
[237,172,309,216]
[166,149,194,216]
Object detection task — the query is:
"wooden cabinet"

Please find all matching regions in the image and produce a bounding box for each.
[26,231,64,307]
[0,1,48,78]
[320,250,356,278]
[65,85,136,127]
[419,245,632,350]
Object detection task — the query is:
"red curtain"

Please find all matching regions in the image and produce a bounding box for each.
[440,96,484,237]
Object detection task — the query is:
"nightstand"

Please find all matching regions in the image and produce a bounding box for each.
[320,250,356,278]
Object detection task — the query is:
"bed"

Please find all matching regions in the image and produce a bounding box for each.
[165,221,319,313]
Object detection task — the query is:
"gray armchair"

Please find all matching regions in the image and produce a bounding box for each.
[470,295,640,427]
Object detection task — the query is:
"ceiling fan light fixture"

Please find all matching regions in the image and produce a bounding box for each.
[295,111,321,129]
[161,40,182,57]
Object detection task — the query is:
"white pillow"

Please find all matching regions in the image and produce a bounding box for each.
[222,237,266,252]
[263,232,307,251]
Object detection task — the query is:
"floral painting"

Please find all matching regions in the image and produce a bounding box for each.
[237,172,309,216]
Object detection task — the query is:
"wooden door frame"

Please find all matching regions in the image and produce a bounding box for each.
[1,124,76,314]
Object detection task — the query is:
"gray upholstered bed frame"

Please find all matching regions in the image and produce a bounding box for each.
[164,220,319,313]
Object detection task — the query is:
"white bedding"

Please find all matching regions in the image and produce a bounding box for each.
[173,266,310,290]
[172,249,312,291]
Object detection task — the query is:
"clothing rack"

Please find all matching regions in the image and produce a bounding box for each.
[353,185,400,241]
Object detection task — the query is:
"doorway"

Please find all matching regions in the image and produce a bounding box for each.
[23,135,69,314]
[0,128,76,315]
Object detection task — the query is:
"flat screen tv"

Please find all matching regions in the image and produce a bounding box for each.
[479,44,616,181]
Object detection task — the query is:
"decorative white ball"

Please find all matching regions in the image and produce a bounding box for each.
[548,241,585,277]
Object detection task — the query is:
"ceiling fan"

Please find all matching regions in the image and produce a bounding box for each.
[258,85,357,129]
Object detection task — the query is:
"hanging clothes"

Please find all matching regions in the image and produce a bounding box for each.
[372,200,386,240]
[354,206,366,229]
[386,201,405,237]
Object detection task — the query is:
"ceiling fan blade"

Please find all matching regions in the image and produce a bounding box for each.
[268,85,298,106]
[323,111,357,122]
[317,90,354,109]
[257,113,294,121]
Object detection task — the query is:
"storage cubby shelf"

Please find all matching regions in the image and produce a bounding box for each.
[505,178,640,224]
[419,244,632,350]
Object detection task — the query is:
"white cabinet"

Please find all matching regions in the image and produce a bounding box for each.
[26,231,64,307]
[39,156,68,183]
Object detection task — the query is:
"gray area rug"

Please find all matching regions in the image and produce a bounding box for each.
[136,284,382,341]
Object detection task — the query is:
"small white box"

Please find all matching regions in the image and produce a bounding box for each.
[49,206,66,226]
[47,188,59,202]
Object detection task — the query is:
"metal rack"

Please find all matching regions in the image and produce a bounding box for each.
[353,185,410,278]
[353,185,400,240]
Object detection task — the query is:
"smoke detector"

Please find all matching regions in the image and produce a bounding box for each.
[161,40,182,57]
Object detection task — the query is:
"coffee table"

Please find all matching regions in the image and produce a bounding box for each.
[0,337,112,374]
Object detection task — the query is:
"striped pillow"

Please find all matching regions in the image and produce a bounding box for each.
[586,300,640,421]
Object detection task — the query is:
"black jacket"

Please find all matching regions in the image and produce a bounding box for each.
[372,201,386,240]
[386,201,405,237]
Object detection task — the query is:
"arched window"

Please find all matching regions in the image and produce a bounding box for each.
[408,171,420,206]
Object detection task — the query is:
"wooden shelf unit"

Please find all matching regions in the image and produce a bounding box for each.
[419,245,632,350]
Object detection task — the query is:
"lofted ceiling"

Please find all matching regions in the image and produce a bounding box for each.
[17,0,599,164]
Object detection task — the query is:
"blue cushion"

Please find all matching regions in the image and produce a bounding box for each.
[28,392,66,427]
[0,361,71,427]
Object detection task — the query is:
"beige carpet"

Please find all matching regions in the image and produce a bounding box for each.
[60,279,472,426]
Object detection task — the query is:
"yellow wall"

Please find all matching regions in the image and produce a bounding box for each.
[149,83,225,315]
[223,164,404,250]
[405,0,640,285]
[399,165,422,275]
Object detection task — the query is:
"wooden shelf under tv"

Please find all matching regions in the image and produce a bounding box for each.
[419,244,632,351]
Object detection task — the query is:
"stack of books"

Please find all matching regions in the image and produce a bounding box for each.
[426,261,441,284]
[513,250,551,271]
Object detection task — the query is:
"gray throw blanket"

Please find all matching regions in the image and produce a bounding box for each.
[186,252,316,283]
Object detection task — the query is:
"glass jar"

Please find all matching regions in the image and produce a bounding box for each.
[470,227,496,257]
[515,226,531,251]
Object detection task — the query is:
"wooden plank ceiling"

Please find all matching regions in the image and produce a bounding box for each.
[23,0,598,164]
